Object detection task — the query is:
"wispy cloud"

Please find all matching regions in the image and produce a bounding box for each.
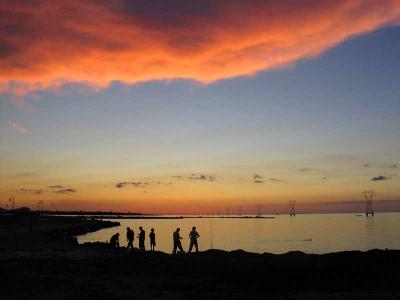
[14,172,36,178]
[49,185,76,194]
[19,188,44,195]
[116,182,148,188]
[253,174,264,183]
[172,174,216,182]
[55,188,76,194]
[188,174,216,182]
[115,181,172,188]
[299,168,310,172]
[154,181,173,185]
[269,178,283,182]
[9,121,28,134]
[49,185,66,189]
[371,175,388,181]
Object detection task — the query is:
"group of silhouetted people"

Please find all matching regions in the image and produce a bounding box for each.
[109,226,200,254]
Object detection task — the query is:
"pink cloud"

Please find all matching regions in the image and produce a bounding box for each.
[0,0,399,99]
[9,121,28,134]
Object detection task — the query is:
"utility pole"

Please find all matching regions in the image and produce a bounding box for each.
[363,190,375,217]
[289,201,296,216]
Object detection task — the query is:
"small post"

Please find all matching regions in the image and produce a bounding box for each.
[210,221,213,249]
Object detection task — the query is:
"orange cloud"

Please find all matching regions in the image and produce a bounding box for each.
[9,121,28,134]
[0,0,399,96]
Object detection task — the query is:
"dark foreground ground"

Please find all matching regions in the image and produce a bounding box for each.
[1,214,399,299]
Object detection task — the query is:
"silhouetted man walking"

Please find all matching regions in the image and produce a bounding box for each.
[126,227,134,250]
[189,226,200,253]
[138,226,146,251]
[173,228,184,254]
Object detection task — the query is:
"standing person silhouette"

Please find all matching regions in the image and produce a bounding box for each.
[149,228,156,251]
[173,228,184,254]
[138,226,146,251]
[126,227,134,250]
[189,226,200,253]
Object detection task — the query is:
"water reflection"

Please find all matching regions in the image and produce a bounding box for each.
[78,213,400,254]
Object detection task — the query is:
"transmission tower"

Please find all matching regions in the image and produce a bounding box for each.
[363,190,375,217]
[256,204,262,217]
[289,201,296,216]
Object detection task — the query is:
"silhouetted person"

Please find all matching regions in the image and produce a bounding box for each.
[173,227,184,254]
[189,226,200,253]
[126,227,134,250]
[138,226,146,251]
[110,232,120,248]
[149,228,156,251]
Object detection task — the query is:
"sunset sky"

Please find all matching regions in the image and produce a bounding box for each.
[1,0,400,214]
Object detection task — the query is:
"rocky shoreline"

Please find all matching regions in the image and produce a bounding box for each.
[0,214,120,252]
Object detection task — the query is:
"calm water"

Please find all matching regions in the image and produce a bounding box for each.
[77,213,400,254]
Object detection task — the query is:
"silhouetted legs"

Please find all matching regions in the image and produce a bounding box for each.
[110,240,119,249]
[127,239,133,250]
[173,240,184,254]
[139,240,145,251]
[189,240,198,253]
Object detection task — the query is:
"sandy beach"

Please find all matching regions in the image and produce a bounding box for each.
[1,214,399,299]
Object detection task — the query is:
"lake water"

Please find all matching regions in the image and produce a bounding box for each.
[77,212,400,254]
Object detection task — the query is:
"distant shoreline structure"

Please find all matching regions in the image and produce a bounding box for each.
[1,206,399,218]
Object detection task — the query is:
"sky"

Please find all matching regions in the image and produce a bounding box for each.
[1,0,400,214]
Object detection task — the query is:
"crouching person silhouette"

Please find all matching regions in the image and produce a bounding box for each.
[110,232,120,249]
